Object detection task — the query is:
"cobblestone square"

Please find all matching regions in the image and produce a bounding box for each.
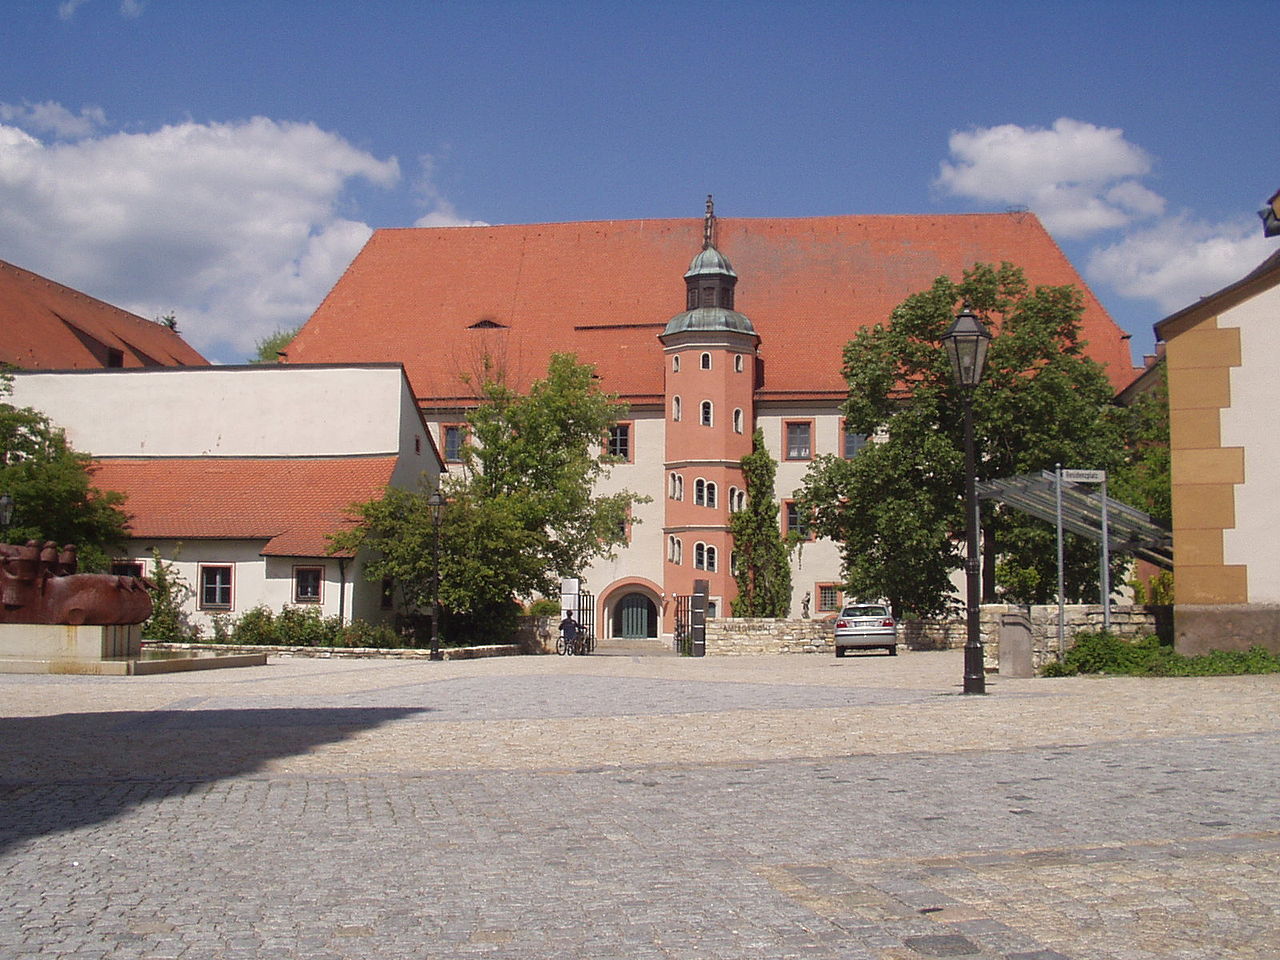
[2,650,1278,958]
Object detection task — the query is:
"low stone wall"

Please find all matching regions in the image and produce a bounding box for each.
[514,615,554,655]
[704,604,1169,665]
[144,642,523,661]
[705,618,835,656]
[1172,604,1280,657]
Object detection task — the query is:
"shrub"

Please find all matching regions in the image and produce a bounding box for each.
[526,597,562,617]
[141,549,199,642]
[1043,631,1280,677]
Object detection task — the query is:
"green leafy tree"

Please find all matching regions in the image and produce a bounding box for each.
[333,353,646,643]
[0,375,129,570]
[1110,363,1170,526]
[796,262,1125,616]
[250,326,299,364]
[729,429,792,616]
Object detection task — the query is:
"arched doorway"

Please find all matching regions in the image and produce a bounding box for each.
[613,592,658,639]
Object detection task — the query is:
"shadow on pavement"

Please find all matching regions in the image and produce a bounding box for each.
[0,706,427,854]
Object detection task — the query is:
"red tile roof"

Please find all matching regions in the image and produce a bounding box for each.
[0,259,208,370]
[287,213,1136,399]
[89,457,397,557]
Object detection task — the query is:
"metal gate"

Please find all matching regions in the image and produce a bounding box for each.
[673,594,692,655]
[576,591,595,653]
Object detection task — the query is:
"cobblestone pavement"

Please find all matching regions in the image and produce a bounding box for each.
[2,650,1279,959]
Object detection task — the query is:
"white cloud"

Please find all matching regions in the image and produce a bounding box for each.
[57,0,145,19]
[1087,215,1275,314]
[0,100,105,139]
[0,112,402,360]
[412,154,488,228]
[936,118,1164,238]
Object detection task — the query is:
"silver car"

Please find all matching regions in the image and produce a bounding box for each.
[833,603,897,656]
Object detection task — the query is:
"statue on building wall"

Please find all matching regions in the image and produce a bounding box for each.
[0,541,152,625]
[801,592,810,619]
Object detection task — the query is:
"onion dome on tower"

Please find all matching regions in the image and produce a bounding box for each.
[662,196,757,339]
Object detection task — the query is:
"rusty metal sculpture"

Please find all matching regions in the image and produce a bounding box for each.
[0,541,152,625]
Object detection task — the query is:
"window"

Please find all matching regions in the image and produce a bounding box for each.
[707,599,718,618]
[687,289,697,310]
[608,423,632,461]
[785,501,813,540]
[705,481,717,509]
[785,421,812,460]
[700,401,713,427]
[734,354,744,373]
[294,566,323,604]
[729,487,745,512]
[733,408,744,433]
[669,472,684,501]
[110,560,143,578]
[817,584,841,613]
[706,545,718,572]
[673,396,682,421]
[106,347,124,368]
[443,424,465,462]
[728,485,739,512]
[694,478,707,506]
[668,536,683,565]
[672,355,681,372]
[843,425,868,459]
[700,352,712,370]
[694,542,716,571]
[199,565,233,610]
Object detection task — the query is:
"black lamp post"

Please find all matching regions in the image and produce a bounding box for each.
[427,490,445,661]
[0,493,13,534]
[942,304,992,695]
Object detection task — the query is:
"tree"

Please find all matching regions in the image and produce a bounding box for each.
[333,353,646,642]
[729,429,792,616]
[250,326,299,364]
[0,374,129,570]
[1110,364,1170,526]
[796,262,1125,617]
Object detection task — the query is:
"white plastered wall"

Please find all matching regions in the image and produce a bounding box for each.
[10,365,417,458]
[1219,283,1280,603]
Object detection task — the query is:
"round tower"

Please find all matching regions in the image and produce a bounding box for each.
[659,198,759,624]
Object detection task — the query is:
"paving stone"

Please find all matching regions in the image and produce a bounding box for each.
[2,651,1280,958]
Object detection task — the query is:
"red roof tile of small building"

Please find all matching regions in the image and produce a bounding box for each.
[89,457,397,557]
[0,259,208,370]
[286,213,1136,398]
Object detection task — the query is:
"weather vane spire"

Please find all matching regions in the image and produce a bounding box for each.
[703,194,715,249]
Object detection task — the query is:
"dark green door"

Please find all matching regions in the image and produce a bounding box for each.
[615,593,657,638]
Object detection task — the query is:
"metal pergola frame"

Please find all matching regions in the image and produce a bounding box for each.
[976,470,1172,569]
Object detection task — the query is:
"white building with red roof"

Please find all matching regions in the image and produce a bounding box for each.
[287,205,1137,641]
[9,364,442,632]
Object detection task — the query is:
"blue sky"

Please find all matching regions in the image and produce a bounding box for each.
[0,0,1275,364]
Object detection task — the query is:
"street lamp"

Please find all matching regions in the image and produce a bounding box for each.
[942,304,992,695]
[0,493,13,534]
[427,490,445,661]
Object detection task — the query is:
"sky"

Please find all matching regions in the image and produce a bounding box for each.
[0,0,1276,365]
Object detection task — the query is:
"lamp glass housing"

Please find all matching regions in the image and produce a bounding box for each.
[942,308,992,389]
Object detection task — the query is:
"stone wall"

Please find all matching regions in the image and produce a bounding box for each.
[704,618,835,656]
[703,604,1169,665]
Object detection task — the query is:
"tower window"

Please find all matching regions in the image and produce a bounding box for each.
[700,352,711,370]
[700,401,713,427]
[733,408,744,434]
[673,355,681,373]
[734,354,744,373]
[672,396,682,421]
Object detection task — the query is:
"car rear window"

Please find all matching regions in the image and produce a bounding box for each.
[841,605,888,618]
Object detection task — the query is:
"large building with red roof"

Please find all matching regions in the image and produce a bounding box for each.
[0,258,207,370]
[287,205,1136,641]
